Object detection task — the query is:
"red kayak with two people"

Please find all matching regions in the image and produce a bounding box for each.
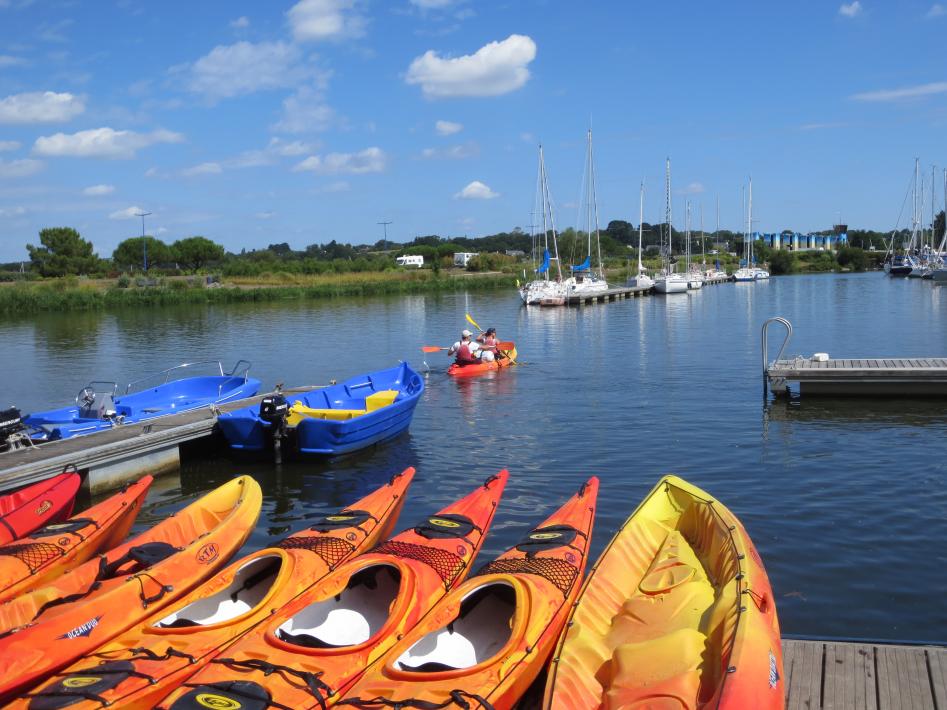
[446,327,517,377]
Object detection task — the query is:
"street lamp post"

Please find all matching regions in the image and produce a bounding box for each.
[135,210,152,272]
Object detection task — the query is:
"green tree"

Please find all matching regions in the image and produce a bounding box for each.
[26,227,100,277]
[768,250,795,275]
[172,236,225,272]
[836,246,868,271]
[112,236,171,271]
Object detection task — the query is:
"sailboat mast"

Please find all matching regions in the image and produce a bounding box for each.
[540,146,563,281]
[748,178,754,266]
[638,181,645,273]
[538,146,550,282]
[588,130,604,279]
[685,200,691,271]
[700,203,705,266]
[665,158,672,273]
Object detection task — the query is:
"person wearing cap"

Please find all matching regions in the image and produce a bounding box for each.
[476,327,500,362]
[447,329,482,365]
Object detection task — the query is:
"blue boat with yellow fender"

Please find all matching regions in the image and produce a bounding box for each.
[217,361,424,456]
[21,360,260,443]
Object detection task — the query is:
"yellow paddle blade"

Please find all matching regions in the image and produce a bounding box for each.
[465,313,481,331]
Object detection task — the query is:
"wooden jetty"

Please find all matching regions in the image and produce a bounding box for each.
[763,317,947,396]
[782,638,946,709]
[0,386,317,495]
[544,284,652,306]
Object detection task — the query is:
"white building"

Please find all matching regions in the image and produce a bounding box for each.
[454,252,479,267]
[396,254,424,268]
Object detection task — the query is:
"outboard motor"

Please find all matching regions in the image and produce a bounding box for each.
[0,407,29,452]
[258,388,289,464]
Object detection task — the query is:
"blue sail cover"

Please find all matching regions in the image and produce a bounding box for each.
[571,255,591,272]
[535,249,551,274]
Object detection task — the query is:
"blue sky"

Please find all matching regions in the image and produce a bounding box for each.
[1,0,946,261]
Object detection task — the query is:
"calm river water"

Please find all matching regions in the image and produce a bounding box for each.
[2,272,946,643]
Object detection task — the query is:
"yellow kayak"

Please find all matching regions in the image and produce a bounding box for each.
[545,475,784,710]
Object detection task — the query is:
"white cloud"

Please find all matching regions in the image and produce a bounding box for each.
[82,183,115,196]
[406,34,536,98]
[0,140,19,152]
[0,55,26,68]
[679,182,705,195]
[0,91,85,124]
[411,0,455,7]
[420,142,478,159]
[520,132,534,143]
[435,119,462,135]
[255,211,275,219]
[287,0,365,42]
[455,180,498,199]
[0,158,43,178]
[0,206,26,217]
[230,16,250,28]
[185,41,311,101]
[851,81,947,101]
[182,161,222,176]
[838,1,862,17]
[109,206,146,220]
[272,86,334,133]
[927,3,946,17]
[294,147,386,174]
[33,127,183,159]
[268,137,314,156]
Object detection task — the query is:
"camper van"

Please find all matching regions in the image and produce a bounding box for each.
[396,254,424,268]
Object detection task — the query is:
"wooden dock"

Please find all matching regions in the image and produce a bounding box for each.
[0,386,317,494]
[782,639,946,709]
[767,357,947,396]
[554,284,653,306]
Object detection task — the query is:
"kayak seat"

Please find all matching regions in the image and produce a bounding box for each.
[604,629,705,710]
[277,565,400,648]
[394,583,516,673]
[156,555,281,628]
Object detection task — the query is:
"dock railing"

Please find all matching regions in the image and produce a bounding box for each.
[762,317,792,395]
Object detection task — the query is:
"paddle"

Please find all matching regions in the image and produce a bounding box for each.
[468,310,520,366]
[421,346,448,353]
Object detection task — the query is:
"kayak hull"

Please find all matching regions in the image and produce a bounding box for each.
[0,476,152,604]
[543,475,784,710]
[218,362,423,456]
[0,470,80,544]
[155,471,509,710]
[447,347,518,377]
[0,475,263,703]
[340,477,598,710]
[18,470,415,710]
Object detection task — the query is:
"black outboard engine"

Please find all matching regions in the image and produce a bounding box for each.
[258,389,290,464]
[0,407,28,452]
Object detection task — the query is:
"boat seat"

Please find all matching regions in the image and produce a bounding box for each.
[603,629,705,710]
[286,403,367,427]
[364,390,398,411]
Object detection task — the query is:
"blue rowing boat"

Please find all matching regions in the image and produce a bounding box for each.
[23,361,260,442]
[217,362,424,456]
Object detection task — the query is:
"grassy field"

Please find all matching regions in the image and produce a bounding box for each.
[0,270,517,315]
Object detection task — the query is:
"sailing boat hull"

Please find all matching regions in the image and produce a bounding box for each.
[520,281,566,305]
[654,276,688,294]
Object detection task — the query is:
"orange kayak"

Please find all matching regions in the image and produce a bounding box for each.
[0,475,262,703]
[0,469,81,545]
[543,475,784,710]
[20,469,415,710]
[447,345,518,377]
[0,476,151,605]
[341,477,599,710]
[156,470,509,710]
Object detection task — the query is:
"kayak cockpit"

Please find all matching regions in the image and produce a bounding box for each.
[394,582,517,672]
[276,564,401,648]
[156,555,282,628]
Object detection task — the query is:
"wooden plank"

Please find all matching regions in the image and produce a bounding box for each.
[930,647,947,709]
[823,642,877,710]
[785,640,823,710]
[877,644,934,710]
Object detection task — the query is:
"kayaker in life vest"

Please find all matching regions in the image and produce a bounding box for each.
[447,329,482,365]
[476,327,499,362]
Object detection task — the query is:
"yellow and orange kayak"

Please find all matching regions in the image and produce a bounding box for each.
[543,475,784,710]
[0,476,152,604]
[0,475,262,703]
[20,469,415,710]
[156,470,509,710]
[340,477,599,710]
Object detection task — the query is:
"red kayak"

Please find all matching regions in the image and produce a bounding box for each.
[447,343,518,377]
[0,469,81,545]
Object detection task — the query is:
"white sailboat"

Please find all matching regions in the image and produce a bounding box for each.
[627,181,654,289]
[563,129,609,297]
[519,145,566,305]
[654,158,688,294]
[685,201,703,289]
[931,168,947,283]
[706,196,729,281]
